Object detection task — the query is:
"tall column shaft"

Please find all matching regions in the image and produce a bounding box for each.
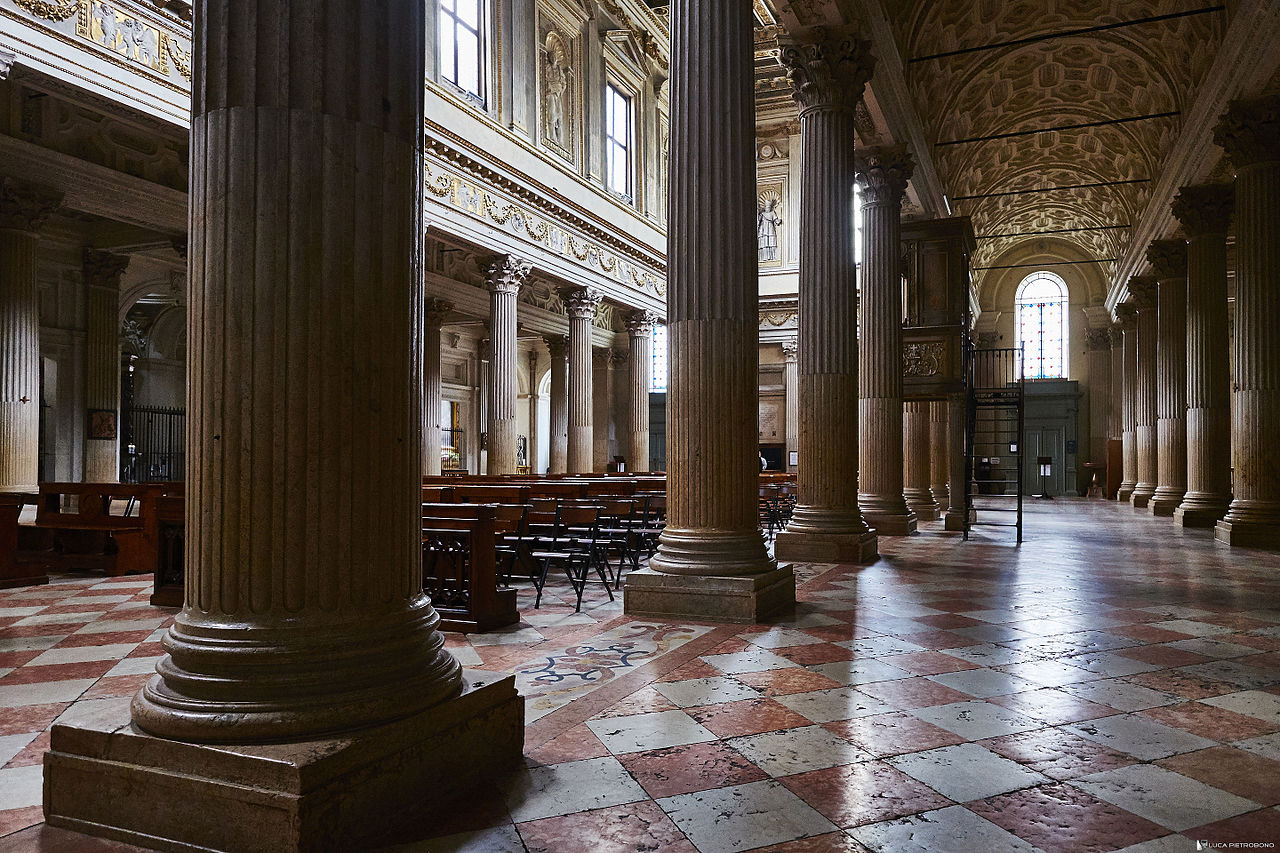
[1129,276,1159,508]
[528,349,540,473]
[943,392,968,531]
[1109,325,1124,443]
[423,299,453,477]
[547,335,568,473]
[930,399,949,508]
[1147,240,1188,516]
[485,257,530,475]
[0,180,60,493]
[1086,328,1112,466]
[83,250,129,483]
[641,0,777,587]
[1117,304,1139,501]
[903,400,938,520]
[567,288,600,473]
[132,0,461,742]
[775,33,877,563]
[1215,96,1280,547]
[626,313,656,472]
[857,146,916,535]
[1172,184,1233,527]
[782,339,798,472]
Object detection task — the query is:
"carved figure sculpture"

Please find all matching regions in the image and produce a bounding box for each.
[757,197,783,262]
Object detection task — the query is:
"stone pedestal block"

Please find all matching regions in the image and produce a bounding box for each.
[775,530,878,564]
[623,566,796,624]
[45,672,523,853]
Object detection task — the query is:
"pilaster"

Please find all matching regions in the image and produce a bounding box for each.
[82,249,129,483]
[1127,276,1159,509]
[625,311,658,472]
[1117,303,1139,502]
[546,334,568,473]
[567,287,602,473]
[1146,240,1189,516]
[485,256,532,475]
[423,298,454,477]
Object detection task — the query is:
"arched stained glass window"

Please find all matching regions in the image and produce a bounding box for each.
[1016,271,1068,379]
[651,324,668,392]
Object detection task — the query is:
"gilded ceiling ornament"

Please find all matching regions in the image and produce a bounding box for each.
[1214,94,1280,169]
[855,144,915,206]
[0,177,63,232]
[13,0,78,21]
[777,30,875,114]
[1145,239,1188,282]
[1171,183,1234,237]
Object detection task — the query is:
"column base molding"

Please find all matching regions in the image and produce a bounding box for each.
[775,530,878,564]
[1148,493,1186,517]
[44,671,524,853]
[1118,484,1136,502]
[943,509,969,532]
[623,566,796,624]
[1130,487,1155,509]
[860,510,917,536]
[1215,505,1280,548]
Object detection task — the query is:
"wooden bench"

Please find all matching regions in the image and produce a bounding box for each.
[22,483,171,577]
[149,495,186,607]
[422,503,518,633]
[1,493,46,589]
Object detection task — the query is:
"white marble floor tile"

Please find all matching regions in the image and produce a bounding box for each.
[0,764,44,811]
[1176,660,1277,691]
[0,678,97,708]
[701,648,797,675]
[519,612,599,628]
[833,636,927,657]
[657,779,836,853]
[26,642,139,667]
[805,659,913,686]
[1110,836,1194,853]
[996,659,1103,688]
[848,805,1039,853]
[0,732,39,766]
[499,756,647,823]
[1163,638,1261,660]
[1149,620,1233,637]
[1060,678,1182,712]
[742,628,826,649]
[887,743,1049,802]
[0,606,46,618]
[925,668,1040,698]
[1201,690,1280,725]
[585,709,716,755]
[727,725,871,777]
[1067,714,1218,760]
[773,687,894,724]
[59,594,135,605]
[651,677,761,708]
[103,655,165,678]
[73,617,171,635]
[1071,764,1259,832]
[13,611,107,627]
[1062,652,1162,678]
[935,644,1032,667]
[468,626,545,647]
[0,635,64,654]
[907,700,1043,740]
[1232,732,1280,761]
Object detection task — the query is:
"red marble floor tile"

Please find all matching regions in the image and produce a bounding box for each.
[1187,808,1280,844]
[979,727,1136,780]
[1239,651,1280,669]
[744,832,873,852]
[524,724,611,766]
[891,630,978,650]
[987,688,1118,725]
[618,740,766,799]
[517,800,697,853]
[1128,670,1239,700]
[1140,702,1280,741]
[878,650,978,676]
[0,702,67,737]
[0,651,43,669]
[125,642,166,658]
[824,712,965,758]
[1112,624,1198,644]
[50,631,154,649]
[79,673,152,699]
[1098,608,1167,624]
[591,686,680,719]
[914,613,985,629]
[1198,614,1272,632]
[5,729,51,768]
[968,782,1167,853]
[657,659,722,682]
[1223,633,1280,652]
[802,625,879,643]
[772,643,857,666]
[731,668,845,697]
[685,698,813,738]
[1157,747,1280,806]
[780,760,951,828]
[0,660,116,685]
[707,637,754,655]
[855,676,975,710]
[0,807,46,839]
[0,624,77,639]
[1116,645,1213,668]
[921,599,989,613]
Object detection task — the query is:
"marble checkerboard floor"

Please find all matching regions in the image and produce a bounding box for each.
[4,499,1280,852]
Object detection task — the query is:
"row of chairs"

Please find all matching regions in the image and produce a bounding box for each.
[759,483,797,539]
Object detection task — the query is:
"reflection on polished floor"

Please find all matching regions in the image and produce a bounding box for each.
[3,499,1280,852]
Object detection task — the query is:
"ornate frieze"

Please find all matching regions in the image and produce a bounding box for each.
[760,309,798,330]
[903,342,944,377]
[1171,183,1234,237]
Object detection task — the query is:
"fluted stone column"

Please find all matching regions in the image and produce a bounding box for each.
[626,312,657,472]
[547,334,568,473]
[0,179,61,493]
[930,400,950,509]
[485,256,531,475]
[625,0,787,623]
[1117,304,1139,502]
[1215,96,1280,547]
[1108,321,1124,496]
[857,145,917,535]
[567,288,600,473]
[1086,326,1113,471]
[1128,276,1159,509]
[944,392,968,531]
[903,400,939,520]
[774,31,877,563]
[528,349,541,473]
[83,250,129,483]
[782,338,798,473]
[48,1,522,847]
[1146,240,1189,516]
[1172,184,1234,527]
[423,298,453,477]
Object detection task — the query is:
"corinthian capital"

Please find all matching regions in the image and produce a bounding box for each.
[625,310,661,335]
[424,297,455,328]
[855,145,915,206]
[82,248,130,289]
[1214,94,1280,169]
[1115,302,1138,331]
[1127,275,1159,311]
[566,287,604,320]
[1145,239,1188,282]
[544,334,568,359]
[484,255,532,295]
[1171,183,1234,238]
[781,338,799,362]
[0,177,63,233]
[778,30,875,115]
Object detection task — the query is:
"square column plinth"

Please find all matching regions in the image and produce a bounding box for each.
[775,530,878,564]
[943,509,971,532]
[44,671,524,853]
[1215,520,1280,549]
[623,566,796,624]
[861,511,917,537]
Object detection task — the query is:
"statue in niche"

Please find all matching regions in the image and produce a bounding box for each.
[757,192,783,263]
[543,32,572,148]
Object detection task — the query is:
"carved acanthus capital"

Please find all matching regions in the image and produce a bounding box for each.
[1145,239,1188,282]
[1127,275,1159,311]
[855,145,914,206]
[545,334,568,360]
[625,310,661,336]
[566,287,604,320]
[976,331,1001,349]
[1115,302,1138,332]
[424,298,455,329]
[1214,94,1280,169]
[778,30,875,115]
[781,338,799,362]
[485,255,533,295]
[1171,183,1234,237]
[608,348,628,369]
[1084,327,1113,352]
[82,248,130,289]
[0,177,63,233]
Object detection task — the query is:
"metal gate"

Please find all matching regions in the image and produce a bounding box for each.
[123,405,186,483]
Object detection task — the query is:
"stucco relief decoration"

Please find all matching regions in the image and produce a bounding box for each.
[903,342,944,377]
[14,0,78,20]
[760,309,798,329]
[777,30,875,115]
[541,30,574,160]
[757,187,784,265]
[78,1,169,74]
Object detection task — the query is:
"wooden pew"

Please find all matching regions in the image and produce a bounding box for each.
[23,483,168,577]
[1,493,46,589]
[422,503,518,633]
[149,495,185,607]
